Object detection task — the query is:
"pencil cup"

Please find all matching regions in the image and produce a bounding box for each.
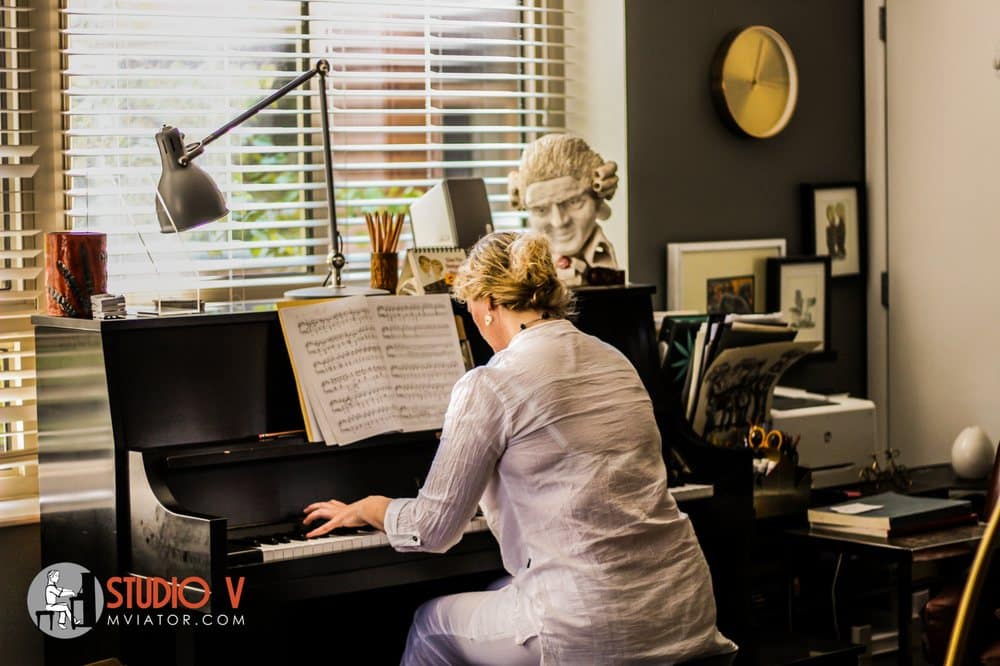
[370,252,399,293]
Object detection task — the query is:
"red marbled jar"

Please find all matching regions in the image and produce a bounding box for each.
[45,231,108,318]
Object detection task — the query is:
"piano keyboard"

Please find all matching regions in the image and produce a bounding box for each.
[226,484,712,568]
[228,516,490,567]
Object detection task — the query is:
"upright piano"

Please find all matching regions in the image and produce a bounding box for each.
[35,285,751,665]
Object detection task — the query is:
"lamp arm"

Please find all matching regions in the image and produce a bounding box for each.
[175,58,347,289]
[179,60,330,166]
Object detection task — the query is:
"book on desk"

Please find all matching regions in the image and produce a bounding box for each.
[808,491,977,538]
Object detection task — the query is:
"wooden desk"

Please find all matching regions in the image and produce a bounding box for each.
[786,523,985,666]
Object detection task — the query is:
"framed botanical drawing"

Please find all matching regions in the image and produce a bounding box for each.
[766,256,832,353]
[802,183,865,277]
[666,239,786,313]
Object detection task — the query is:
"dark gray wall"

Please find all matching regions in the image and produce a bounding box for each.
[0,524,43,665]
[625,0,868,397]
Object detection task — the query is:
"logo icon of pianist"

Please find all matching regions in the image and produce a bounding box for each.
[26,562,105,638]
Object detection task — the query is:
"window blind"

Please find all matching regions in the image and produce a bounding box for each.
[61,0,566,300]
[0,0,40,521]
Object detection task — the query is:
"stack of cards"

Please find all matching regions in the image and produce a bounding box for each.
[91,293,126,319]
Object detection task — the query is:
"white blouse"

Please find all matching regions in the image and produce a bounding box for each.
[385,319,737,664]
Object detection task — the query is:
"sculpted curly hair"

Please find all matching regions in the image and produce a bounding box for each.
[507,134,618,213]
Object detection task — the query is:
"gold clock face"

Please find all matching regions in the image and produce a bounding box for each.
[712,26,798,138]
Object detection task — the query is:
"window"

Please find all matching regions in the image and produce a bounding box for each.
[0,0,40,522]
[61,0,566,303]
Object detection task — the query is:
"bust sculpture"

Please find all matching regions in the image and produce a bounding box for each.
[507,134,621,285]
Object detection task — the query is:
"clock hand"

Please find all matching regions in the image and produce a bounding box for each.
[752,37,765,85]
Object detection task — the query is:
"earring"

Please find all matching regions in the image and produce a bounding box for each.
[484,314,493,326]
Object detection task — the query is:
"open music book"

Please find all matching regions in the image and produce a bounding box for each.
[277,294,468,445]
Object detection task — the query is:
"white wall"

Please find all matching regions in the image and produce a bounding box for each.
[863,0,888,455]
[563,0,629,275]
[886,0,1000,465]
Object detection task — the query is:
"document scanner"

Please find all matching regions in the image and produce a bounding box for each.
[770,386,878,488]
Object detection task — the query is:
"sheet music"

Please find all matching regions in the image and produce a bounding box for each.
[278,294,466,445]
[371,295,467,432]
[280,298,398,445]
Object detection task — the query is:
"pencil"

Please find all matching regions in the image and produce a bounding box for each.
[365,213,375,252]
[390,212,403,252]
[367,209,407,254]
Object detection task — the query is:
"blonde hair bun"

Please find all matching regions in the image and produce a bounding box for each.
[453,231,572,317]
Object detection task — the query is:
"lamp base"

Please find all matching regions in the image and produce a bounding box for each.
[284,284,390,300]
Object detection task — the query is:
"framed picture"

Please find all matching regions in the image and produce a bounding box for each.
[666,239,786,313]
[766,256,831,353]
[706,275,754,314]
[802,182,865,277]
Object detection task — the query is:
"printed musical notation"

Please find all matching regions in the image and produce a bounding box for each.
[278,294,467,445]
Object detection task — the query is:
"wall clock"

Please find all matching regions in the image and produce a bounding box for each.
[711,25,799,139]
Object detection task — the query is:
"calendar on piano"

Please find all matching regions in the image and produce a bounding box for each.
[277,294,467,445]
[395,247,467,296]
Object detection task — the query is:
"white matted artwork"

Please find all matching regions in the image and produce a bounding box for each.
[666,239,786,313]
[766,256,831,353]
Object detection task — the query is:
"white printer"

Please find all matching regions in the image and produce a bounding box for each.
[769,386,878,488]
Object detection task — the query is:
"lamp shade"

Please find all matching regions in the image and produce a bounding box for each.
[155,126,228,233]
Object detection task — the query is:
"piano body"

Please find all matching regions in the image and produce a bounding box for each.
[35,285,751,665]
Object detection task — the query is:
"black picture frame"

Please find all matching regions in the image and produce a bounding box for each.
[766,256,832,354]
[801,182,866,278]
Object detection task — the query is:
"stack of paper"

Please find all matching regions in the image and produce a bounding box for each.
[659,311,818,445]
[91,293,126,319]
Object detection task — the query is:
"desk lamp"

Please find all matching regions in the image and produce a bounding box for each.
[155,59,385,298]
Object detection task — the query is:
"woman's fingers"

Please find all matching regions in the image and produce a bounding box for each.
[303,507,342,525]
[302,499,348,514]
[303,508,349,537]
[301,498,370,536]
[305,518,338,538]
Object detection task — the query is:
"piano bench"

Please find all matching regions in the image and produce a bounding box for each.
[35,610,55,630]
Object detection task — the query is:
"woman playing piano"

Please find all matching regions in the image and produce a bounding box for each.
[303,231,737,665]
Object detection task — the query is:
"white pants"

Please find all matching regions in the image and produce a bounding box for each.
[45,603,72,626]
[401,577,541,666]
